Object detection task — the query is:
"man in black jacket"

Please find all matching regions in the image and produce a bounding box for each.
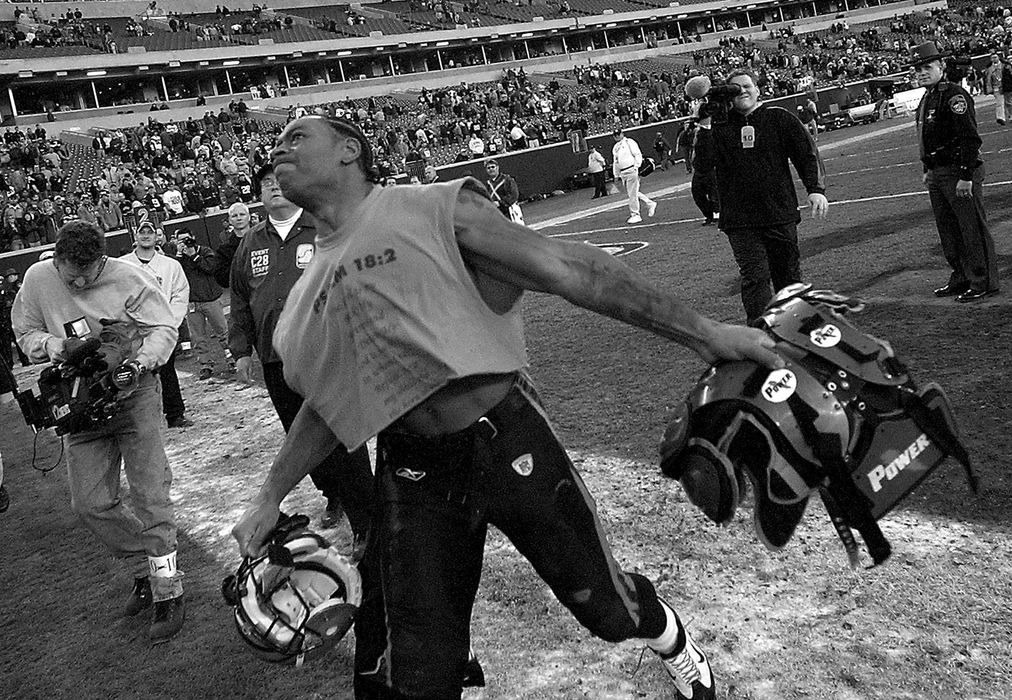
[1,268,30,367]
[176,229,230,380]
[229,163,374,538]
[690,108,719,226]
[213,202,253,288]
[912,42,999,301]
[713,68,829,323]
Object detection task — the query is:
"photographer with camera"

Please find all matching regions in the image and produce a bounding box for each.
[11,220,186,644]
[688,69,828,323]
[175,229,231,381]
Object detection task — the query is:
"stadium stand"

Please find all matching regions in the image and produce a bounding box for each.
[3,0,1006,253]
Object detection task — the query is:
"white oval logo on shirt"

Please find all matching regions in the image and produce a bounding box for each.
[296,243,315,269]
[809,324,841,348]
[761,369,797,403]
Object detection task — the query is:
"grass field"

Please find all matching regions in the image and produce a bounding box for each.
[1,103,1010,700]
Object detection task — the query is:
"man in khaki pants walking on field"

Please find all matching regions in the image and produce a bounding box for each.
[612,128,657,224]
[984,52,1012,125]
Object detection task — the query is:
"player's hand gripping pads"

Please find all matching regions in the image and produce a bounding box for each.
[660,284,977,567]
[221,513,362,664]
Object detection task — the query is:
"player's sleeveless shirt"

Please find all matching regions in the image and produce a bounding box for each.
[273,177,528,450]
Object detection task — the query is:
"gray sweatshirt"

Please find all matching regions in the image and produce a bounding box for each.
[12,256,177,371]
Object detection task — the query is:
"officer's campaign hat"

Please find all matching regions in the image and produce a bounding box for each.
[908,42,947,68]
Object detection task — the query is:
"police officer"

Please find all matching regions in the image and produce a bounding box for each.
[912,41,999,302]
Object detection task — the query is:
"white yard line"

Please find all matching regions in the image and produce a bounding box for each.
[532,119,922,231]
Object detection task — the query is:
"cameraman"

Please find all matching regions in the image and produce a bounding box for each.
[711,68,828,323]
[11,220,185,643]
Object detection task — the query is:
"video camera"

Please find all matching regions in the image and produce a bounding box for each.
[684,75,743,124]
[16,328,143,435]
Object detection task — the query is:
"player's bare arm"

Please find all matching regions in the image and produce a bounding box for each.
[232,402,339,556]
[453,187,783,368]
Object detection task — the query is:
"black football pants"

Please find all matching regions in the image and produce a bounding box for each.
[353,374,668,699]
[157,346,185,422]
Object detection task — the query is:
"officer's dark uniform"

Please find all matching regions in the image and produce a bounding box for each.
[917,66,999,300]
[229,214,374,538]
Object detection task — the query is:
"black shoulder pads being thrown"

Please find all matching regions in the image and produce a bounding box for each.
[659,284,977,568]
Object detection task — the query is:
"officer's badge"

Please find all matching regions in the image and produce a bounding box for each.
[949,95,968,115]
[511,454,534,477]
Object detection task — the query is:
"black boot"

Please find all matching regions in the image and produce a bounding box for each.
[462,648,486,688]
[124,576,152,617]
[321,495,345,529]
[151,596,185,644]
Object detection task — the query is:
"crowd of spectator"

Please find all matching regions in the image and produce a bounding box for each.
[5,6,95,51]
[10,5,1012,254]
[0,102,276,253]
[942,1,1012,58]
[3,2,300,56]
[310,7,371,32]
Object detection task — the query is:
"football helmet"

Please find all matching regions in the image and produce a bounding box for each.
[222,513,362,664]
[661,285,977,567]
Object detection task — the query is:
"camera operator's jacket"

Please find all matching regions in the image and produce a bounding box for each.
[228,210,316,365]
[713,103,825,230]
[11,257,177,370]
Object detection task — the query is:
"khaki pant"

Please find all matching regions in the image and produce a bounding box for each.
[65,376,177,571]
[619,171,654,216]
[994,91,1012,122]
[187,298,229,369]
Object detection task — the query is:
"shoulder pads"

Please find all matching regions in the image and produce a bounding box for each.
[760,285,909,387]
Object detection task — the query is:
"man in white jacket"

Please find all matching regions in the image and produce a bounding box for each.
[121,220,192,427]
[612,128,657,224]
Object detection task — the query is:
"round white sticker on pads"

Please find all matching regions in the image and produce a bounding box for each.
[809,324,841,348]
[761,369,797,403]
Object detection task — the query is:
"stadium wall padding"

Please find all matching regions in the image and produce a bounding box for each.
[0,205,263,278]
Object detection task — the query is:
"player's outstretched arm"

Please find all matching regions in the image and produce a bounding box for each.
[454,187,782,369]
[232,402,339,557]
